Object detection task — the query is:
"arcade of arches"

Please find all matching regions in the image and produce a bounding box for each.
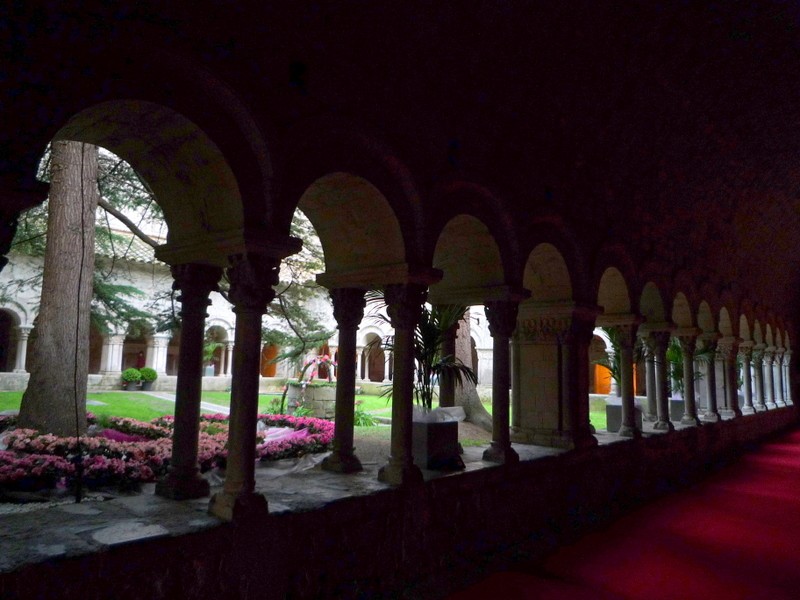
[2,3,800,597]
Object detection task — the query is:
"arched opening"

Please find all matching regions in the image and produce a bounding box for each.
[204,325,229,377]
[0,309,19,372]
[362,332,385,382]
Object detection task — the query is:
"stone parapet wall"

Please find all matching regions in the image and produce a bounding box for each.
[1,408,796,599]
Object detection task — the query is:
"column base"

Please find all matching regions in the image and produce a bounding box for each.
[652,419,674,432]
[754,403,767,412]
[377,459,423,486]
[702,411,720,422]
[765,402,778,409]
[741,405,756,415]
[321,451,363,474]
[643,412,658,422]
[617,425,641,438]
[154,470,210,500]
[775,400,787,408]
[786,399,794,406]
[482,443,519,465]
[680,414,702,426]
[718,408,739,420]
[208,490,268,522]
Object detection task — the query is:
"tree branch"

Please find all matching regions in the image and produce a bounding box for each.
[97,198,159,248]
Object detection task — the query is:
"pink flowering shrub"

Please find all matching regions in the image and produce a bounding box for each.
[0,413,333,492]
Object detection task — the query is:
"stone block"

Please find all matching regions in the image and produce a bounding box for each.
[605,400,643,433]
[669,398,685,421]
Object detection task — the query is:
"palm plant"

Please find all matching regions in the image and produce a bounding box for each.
[366,293,477,411]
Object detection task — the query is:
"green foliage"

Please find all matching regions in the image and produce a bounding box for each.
[91,274,151,335]
[121,368,142,383]
[139,367,158,382]
[354,400,378,427]
[367,294,477,411]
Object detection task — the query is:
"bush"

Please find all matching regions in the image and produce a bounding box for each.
[139,367,158,382]
[121,368,142,383]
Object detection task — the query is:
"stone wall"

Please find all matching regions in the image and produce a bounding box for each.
[1,408,795,599]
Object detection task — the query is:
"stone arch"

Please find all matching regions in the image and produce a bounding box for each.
[0,308,21,373]
[739,315,752,342]
[427,179,522,285]
[597,267,631,315]
[361,332,385,382]
[718,307,734,338]
[205,324,229,376]
[698,301,716,335]
[429,214,505,304]
[672,293,694,328]
[753,320,764,345]
[523,243,574,302]
[765,324,775,347]
[523,218,589,303]
[295,173,407,283]
[51,100,254,266]
[639,282,667,324]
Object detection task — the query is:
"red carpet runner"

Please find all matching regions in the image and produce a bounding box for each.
[450,429,800,599]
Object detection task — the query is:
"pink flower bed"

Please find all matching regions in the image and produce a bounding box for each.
[0,412,333,493]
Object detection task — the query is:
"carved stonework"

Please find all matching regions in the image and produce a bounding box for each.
[677,334,698,357]
[485,301,519,339]
[517,315,572,343]
[739,342,754,361]
[227,254,279,313]
[716,338,739,362]
[384,283,426,329]
[330,288,366,330]
[651,330,672,352]
[171,263,223,316]
[752,347,765,367]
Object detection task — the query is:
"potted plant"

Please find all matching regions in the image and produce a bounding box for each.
[369,297,477,470]
[121,368,142,391]
[139,367,158,391]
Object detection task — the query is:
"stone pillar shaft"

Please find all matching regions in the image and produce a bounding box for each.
[644,346,657,421]
[322,288,366,474]
[617,323,640,437]
[483,301,519,464]
[652,331,674,431]
[209,256,278,520]
[740,343,755,415]
[678,332,701,425]
[155,264,222,501]
[718,338,742,418]
[378,284,426,486]
[764,349,776,409]
[784,351,793,405]
[13,325,32,373]
[100,334,125,374]
[774,351,786,407]
[702,337,720,421]
[752,348,766,411]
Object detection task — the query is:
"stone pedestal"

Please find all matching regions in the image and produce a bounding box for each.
[412,421,463,470]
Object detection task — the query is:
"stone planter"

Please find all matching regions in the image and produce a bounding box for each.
[412,421,464,471]
[123,381,139,391]
[286,384,336,419]
[141,381,154,391]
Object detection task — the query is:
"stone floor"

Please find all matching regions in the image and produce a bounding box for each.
[0,437,565,575]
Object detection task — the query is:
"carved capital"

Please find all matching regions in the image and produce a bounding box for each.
[517,315,571,343]
[716,337,739,361]
[227,254,279,313]
[752,345,765,367]
[384,283,427,329]
[485,301,519,339]
[171,263,223,315]
[676,334,698,356]
[330,288,366,330]
[651,330,672,351]
[738,341,754,361]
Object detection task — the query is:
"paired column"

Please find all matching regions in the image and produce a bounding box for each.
[774,349,786,407]
[739,342,755,415]
[752,345,767,411]
[616,322,641,438]
[100,333,126,374]
[12,325,32,373]
[483,301,519,464]
[718,337,742,418]
[641,337,657,421]
[155,263,222,500]
[651,330,674,431]
[676,329,702,426]
[145,333,171,375]
[378,283,426,486]
[322,288,366,474]
[700,336,720,422]
[764,347,777,409]
[784,351,793,405]
[209,255,278,520]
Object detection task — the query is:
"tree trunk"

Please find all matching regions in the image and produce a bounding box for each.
[18,141,98,436]
[454,309,493,432]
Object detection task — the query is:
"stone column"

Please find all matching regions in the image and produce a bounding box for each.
[617,322,641,437]
[700,336,720,422]
[676,330,702,426]
[774,349,786,407]
[784,350,793,405]
[322,288,366,474]
[378,283,426,486]
[209,255,278,520]
[356,347,364,381]
[606,349,620,398]
[100,333,126,374]
[438,317,459,408]
[223,342,234,377]
[383,349,392,383]
[562,312,599,449]
[640,337,658,421]
[511,334,521,428]
[739,342,755,415]
[752,345,767,411]
[156,263,222,501]
[146,333,171,376]
[718,337,742,418]
[651,330,674,432]
[483,301,519,464]
[12,325,32,373]
[764,347,777,409]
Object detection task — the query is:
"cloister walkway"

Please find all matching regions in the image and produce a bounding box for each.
[451,427,800,599]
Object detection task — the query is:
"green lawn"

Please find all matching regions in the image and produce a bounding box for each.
[0,391,177,423]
